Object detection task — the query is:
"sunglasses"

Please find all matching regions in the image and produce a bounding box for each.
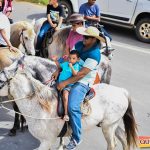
[83,35,94,39]
[72,23,81,27]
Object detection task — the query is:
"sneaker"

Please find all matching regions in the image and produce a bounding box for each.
[65,138,82,150]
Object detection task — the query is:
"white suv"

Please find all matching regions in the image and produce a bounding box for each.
[59,0,150,43]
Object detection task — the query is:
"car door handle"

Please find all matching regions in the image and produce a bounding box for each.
[126,0,133,2]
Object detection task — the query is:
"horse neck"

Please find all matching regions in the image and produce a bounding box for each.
[24,56,57,83]
[18,44,26,54]
[10,73,58,117]
[48,26,71,58]
[10,27,21,48]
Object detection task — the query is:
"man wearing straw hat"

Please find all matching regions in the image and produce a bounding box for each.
[57,26,105,149]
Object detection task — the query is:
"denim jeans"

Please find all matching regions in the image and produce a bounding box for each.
[36,20,52,50]
[85,21,112,41]
[101,27,112,41]
[68,82,90,143]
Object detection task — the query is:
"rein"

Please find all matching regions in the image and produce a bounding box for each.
[19,30,29,55]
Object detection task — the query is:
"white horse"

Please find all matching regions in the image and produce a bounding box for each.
[10,21,36,55]
[0,60,138,150]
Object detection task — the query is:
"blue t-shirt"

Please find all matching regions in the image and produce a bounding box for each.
[79,3,100,26]
[75,41,101,64]
[58,61,82,83]
[75,41,101,87]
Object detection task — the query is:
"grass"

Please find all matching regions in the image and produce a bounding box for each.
[17,0,48,5]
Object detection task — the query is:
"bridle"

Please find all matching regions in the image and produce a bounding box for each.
[19,30,31,55]
[0,68,17,90]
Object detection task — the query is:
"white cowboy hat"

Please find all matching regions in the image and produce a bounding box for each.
[76,26,106,43]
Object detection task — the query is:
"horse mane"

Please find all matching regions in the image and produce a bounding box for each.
[10,21,34,48]
[23,71,57,113]
[53,26,71,44]
[22,56,57,82]
[48,26,71,58]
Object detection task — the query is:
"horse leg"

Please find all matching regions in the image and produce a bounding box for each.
[57,137,65,150]
[115,126,128,150]
[9,102,20,136]
[101,122,119,150]
[20,115,27,132]
[37,141,52,150]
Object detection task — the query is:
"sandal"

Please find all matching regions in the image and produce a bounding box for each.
[63,114,69,121]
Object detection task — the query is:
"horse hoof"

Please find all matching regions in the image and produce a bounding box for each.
[8,130,16,136]
[20,125,28,132]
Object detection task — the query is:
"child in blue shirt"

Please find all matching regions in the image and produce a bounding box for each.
[52,50,83,121]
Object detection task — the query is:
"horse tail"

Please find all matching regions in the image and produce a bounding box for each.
[105,63,112,84]
[123,95,138,149]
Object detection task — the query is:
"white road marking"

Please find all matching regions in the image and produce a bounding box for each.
[112,41,150,55]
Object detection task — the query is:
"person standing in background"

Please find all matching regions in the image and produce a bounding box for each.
[2,0,13,24]
[0,1,17,51]
[79,0,112,45]
[79,0,100,27]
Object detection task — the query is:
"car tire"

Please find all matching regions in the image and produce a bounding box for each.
[59,0,72,22]
[135,18,150,43]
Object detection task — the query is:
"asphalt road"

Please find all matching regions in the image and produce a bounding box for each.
[0,1,150,150]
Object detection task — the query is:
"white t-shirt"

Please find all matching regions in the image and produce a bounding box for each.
[79,58,98,87]
[0,12,10,46]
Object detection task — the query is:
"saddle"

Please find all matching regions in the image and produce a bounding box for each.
[57,88,96,137]
[57,74,101,137]
[57,88,96,117]
[57,72,100,117]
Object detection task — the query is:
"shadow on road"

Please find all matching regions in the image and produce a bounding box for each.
[27,13,46,20]
[0,131,40,150]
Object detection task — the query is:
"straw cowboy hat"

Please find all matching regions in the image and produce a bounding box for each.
[68,13,86,23]
[76,26,106,43]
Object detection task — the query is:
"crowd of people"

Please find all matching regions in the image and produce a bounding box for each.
[0,0,112,150]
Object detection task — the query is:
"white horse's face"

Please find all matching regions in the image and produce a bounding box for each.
[20,29,36,56]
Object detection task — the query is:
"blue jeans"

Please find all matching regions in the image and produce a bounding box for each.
[68,82,90,143]
[36,20,52,50]
[85,22,112,41]
[101,27,112,41]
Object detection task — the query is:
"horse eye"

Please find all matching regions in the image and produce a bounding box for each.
[24,36,28,40]
[0,80,4,83]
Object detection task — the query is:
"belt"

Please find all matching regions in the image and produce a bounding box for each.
[0,44,7,47]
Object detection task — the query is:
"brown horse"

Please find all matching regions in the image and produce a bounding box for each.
[10,21,36,55]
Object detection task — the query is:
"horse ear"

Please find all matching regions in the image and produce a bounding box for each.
[31,19,36,27]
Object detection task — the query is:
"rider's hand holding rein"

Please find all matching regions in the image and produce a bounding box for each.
[0,28,17,52]
[9,45,18,52]
[51,70,59,81]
